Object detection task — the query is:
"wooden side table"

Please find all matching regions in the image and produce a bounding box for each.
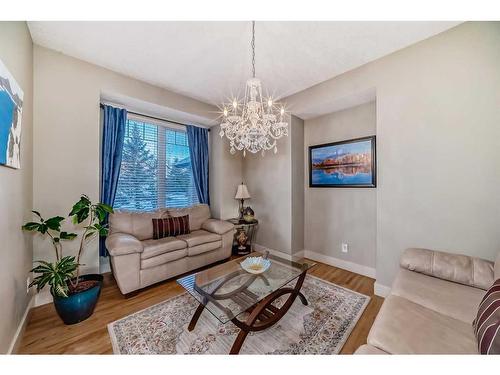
[227,218,258,255]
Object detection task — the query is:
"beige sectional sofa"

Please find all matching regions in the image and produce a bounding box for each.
[356,248,500,354]
[105,204,235,295]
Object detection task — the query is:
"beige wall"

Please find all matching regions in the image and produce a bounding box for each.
[241,114,304,256]
[209,124,243,220]
[291,115,305,254]
[33,45,219,273]
[287,22,500,288]
[0,22,33,353]
[243,114,293,254]
[304,102,376,269]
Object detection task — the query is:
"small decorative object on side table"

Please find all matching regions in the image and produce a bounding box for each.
[227,217,258,255]
[242,206,255,223]
[236,229,248,253]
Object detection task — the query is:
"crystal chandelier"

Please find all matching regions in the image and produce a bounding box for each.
[219,21,288,156]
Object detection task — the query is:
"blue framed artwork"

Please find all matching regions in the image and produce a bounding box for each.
[0,58,23,169]
[309,136,376,188]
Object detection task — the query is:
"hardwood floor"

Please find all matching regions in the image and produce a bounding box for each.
[18,259,384,354]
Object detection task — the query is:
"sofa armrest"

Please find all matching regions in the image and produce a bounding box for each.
[202,219,235,235]
[400,248,494,290]
[105,233,144,256]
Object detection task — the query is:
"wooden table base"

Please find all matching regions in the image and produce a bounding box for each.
[187,270,308,354]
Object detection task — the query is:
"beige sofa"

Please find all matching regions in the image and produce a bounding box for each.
[105,204,235,295]
[355,248,500,354]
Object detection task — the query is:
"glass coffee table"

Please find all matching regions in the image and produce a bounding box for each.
[177,251,315,354]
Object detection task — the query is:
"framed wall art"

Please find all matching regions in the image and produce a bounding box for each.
[0,58,23,169]
[309,136,376,188]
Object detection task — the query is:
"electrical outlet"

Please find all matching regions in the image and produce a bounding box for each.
[341,242,349,253]
[26,276,31,294]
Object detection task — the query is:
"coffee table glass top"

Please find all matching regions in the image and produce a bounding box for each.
[177,251,316,323]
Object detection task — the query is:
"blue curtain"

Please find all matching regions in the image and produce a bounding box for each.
[99,104,127,256]
[186,125,210,205]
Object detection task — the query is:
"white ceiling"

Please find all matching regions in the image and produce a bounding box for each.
[28,21,460,106]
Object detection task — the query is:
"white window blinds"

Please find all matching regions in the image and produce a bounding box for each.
[114,116,199,210]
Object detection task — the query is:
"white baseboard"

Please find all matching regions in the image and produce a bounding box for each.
[302,250,376,279]
[374,282,391,298]
[253,243,295,260]
[253,245,376,279]
[7,296,34,354]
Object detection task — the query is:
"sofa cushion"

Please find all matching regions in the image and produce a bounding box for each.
[188,241,222,256]
[152,215,190,239]
[368,295,478,354]
[168,204,210,231]
[109,208,169,240]
[473,278,500,354]
[141,237,187,260]
[176,229,221,248]
[141,248,188,270]
[391,269,485,323]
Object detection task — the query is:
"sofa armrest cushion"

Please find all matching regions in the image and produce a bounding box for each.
[201,219,234,235]
[105,233,144,256]
[400,248,494,290]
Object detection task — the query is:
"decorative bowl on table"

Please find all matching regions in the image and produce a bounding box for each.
[240,256,271,274]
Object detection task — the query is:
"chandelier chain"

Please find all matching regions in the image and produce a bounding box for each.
[251,20,256,78]
[218,20,288,156]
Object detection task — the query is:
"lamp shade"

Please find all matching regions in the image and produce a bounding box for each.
[235,184,251,200]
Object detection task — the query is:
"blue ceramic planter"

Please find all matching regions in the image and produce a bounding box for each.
[52,274,103,325]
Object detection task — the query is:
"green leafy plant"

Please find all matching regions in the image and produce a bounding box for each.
[30,256,78,297]
[22,211,77,261]
[68,194,113,281]
[22,195,113,297]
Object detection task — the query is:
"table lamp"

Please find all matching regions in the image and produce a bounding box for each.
[235,183,251,220]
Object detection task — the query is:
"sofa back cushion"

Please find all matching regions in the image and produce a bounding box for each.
[473,278,500,354]
[152,216,190,239]
[400,248,494,290]
[109,208,169,240]
[167,204,210,231]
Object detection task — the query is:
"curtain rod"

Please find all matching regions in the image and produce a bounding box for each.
[99,103,210,131]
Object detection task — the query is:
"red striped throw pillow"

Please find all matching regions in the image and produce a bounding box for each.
[473,278,500,354]
[152,215,190,239]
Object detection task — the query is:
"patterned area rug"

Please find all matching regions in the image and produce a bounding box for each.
[108,275,370,354]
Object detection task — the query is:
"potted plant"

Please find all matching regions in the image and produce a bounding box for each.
[22,195,113,325]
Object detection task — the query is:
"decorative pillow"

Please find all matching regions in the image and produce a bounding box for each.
[152,215,190,239]
[473,279,500,354]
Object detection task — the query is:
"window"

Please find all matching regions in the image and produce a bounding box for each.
[114,116,199,210]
